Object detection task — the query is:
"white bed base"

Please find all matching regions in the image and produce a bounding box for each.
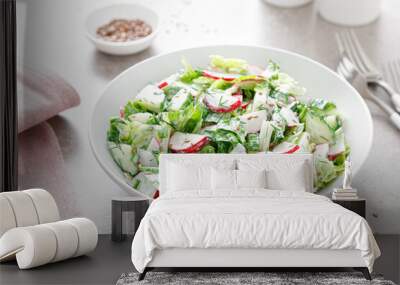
[148,248,366,268]
[142,248,371,280]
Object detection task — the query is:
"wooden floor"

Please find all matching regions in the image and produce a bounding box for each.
[0,235,399,285]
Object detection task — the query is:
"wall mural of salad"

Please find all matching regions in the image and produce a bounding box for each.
[107,56,349,198]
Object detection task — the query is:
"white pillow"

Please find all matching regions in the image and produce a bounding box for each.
[237,158,312,192]
[266,162,310,191]
[236,169,267,189]
[211,169,268,191]
[165,158,237,193]
[167,162,211,191]
[211,168,237,191]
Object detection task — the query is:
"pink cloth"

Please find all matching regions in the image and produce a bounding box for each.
[17,67,81,218]
[18,122,79,218]
[17,68,81,133]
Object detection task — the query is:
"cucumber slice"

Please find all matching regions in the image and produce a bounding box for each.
[167,89,191,111]
[108,142,138,177]
[259,120,273,152]
[128,112,154,124]
[252,89,268,111]
[305,112,334,144]
[325,115,339,130]
[131,172,158,197]
[138,149,158,167]
[328,127,345,157]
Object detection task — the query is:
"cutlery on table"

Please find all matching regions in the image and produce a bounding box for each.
[383,59,400,95]
[336,30,400,113]
[336,54,400,131]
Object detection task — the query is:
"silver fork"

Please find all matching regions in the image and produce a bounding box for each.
[336,50,400,131]
[336,30,400,113]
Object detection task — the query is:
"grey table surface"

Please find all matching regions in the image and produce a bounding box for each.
[17,0,400,234]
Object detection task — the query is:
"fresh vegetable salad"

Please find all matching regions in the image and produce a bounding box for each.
[107,55,349,197]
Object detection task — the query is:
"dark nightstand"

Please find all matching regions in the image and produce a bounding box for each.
[111,197,149,242]
[332,198,366,218]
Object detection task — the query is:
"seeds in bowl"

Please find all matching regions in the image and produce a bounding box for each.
[96,19,152,42]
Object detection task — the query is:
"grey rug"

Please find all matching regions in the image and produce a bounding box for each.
[116,272,396,285]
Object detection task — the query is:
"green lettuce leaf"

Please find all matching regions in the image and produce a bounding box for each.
[204,117,245,153]
[245,133,260,153]
[180,58,202,83]
[163,85,181,99]
[205,129,241,153]
[166,103,204,133]
[124,98,164,115]
[309,98,337,113]
[119,121,154,148]
[269,72,306,97]
[192,76,214,89]
[315,157,337,189]
[199,145,216,153]
[107,117,126,143]
[210,55,248,74]
[209,79,232,91]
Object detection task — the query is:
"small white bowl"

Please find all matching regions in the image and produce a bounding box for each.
[86,4,159,56]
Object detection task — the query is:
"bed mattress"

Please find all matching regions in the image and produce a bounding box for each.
[131,190,380,273]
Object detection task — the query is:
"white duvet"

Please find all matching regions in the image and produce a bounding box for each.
[131,190,380,273]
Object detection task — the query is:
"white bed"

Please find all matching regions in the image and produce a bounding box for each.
[131,154,380,280]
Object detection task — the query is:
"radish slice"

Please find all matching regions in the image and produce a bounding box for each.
[232,94,243,103]
[157,73,179,89]
[241,101,251,110]
[297,132,311,153]
[135,85,165,113]
[314,143,329,159]
[247,65,264,75]
[147,137,161,152]
[239,110,267,133]
[158,82,168,89]
[204,92,242,113]
[273,142,300,154]
[232,93,250,109]
[232,89,242,96]
[203,70,240,81]
[153,190,160,199]
[169,132,209,153]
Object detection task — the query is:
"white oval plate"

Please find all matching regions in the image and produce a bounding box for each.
[89,45,373,196]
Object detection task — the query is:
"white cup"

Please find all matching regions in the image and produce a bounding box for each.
[317,0,381,26]
[263,0,313,8]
